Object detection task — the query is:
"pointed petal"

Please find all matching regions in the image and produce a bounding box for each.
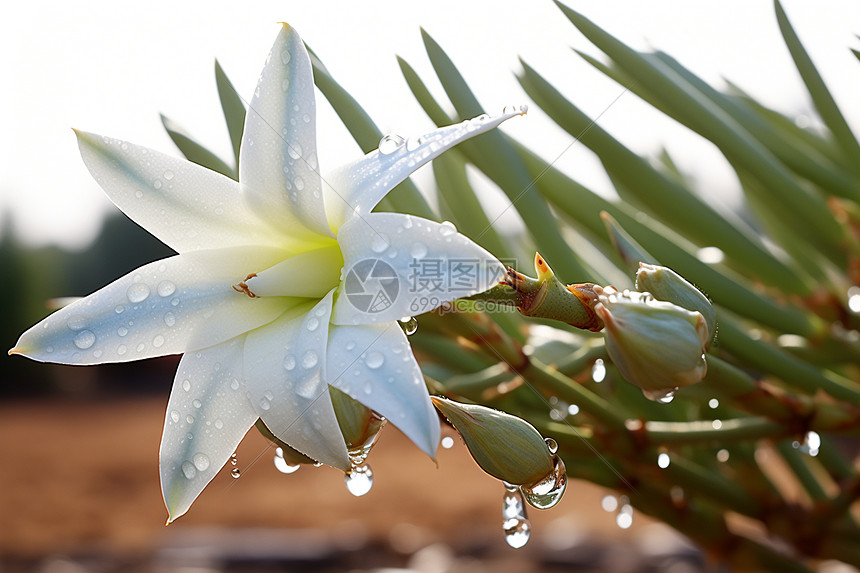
[327,323,440,458]
[245,243,343,298]
[244,290,350,470]
[12,247,294,364]
[332,213,505,325]
[240,24,331,239]
[160,336,256,522]
[323,108,527,230]
[75,131,285,252]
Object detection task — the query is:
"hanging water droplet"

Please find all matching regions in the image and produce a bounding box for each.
[231,468,241,479]
[230,452,238,466]
[127,282,150,303]
[365,351,384,369]
[73,330,96,350]
[545,437,558,455]
[274,448,301,474]
[371,233,389,253]
[378,134,405,154]
[501,483,531,548]
[642,387,677,403]
[521,455,567,509]
[591,358,606,383]
[441,436,455,449]
[344,464,374,496]
[398,316,418,335]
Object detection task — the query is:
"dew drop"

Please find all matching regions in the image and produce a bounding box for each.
[274,448,301,474]
[502,484,531,549]
[117,326,128,337]
[127,282,150,303]
[181,461,197,479]
[231,468,241,479]
[405,136,423,151]
[371,233,389,253]
[259,398,271,411]
[114,305,125,314]
[170,410,180,423]
[182,379,191,392]
[346,341,356,351]
[67,315,88,331]
[642,387,677,404]
[441,436,455,449]
[153,335,165,348]
[214,419,224,430]
[410,242,428,259]
[439,220,457,237]
[163,312,176,327]
[344,464,374,496]
[521,455,567,510]
[280,49,291,64]
[503,518,531,549]
[230,453,238,466]
[306,317,320,332]
[171,297,180,307]
[157,280,176,297]
[186,415,194,424]
[545,437,558,455]
[163,170,174,180]
[283,354,297,371]
[398,316,418,335]
[281,78,290,92]
[365,351,384,369]
[192,399,202,409]
[378,134,405,154]
[73,330,96,350]
[302,350,319,369]
[192,453,210,471]
[117,344,127,356]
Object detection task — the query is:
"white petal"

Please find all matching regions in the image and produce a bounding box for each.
[160,336,256,522]
[12,247,295,364]
[240,24,332,239]
[245,243,343,298]
[323,107,527,230]
[75,131,286,253]
[327,323,440,458]
[332,213,505,325]
[243,290,350,470]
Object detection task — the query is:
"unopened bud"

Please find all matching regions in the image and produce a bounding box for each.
[430,396,553,486]
[330,386,385,454]
[594,286,709,396]
[635,263,716,343]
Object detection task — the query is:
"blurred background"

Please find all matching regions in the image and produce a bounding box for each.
[2,1,859,571]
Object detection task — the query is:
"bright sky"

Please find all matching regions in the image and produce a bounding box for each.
[2,1,858,250]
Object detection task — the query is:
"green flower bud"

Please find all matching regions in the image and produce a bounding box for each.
[330,386,385,460]
[595,286,709,398]
[255,419,318,465]
[635,263,716,343]
[430,396,553,486]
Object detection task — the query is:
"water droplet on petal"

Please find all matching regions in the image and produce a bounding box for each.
[283,354,297,371]
[371,233,389,253]
[521,455,567,509]
[405,136,423,151]
[306,317,320,332]
[127,282,150,303]
[344,464,374,496]
[302,350,319,369]
[642,387,677,404]
[163,170,174,180]
[259,398,271,411]
[163,312,176,327]
[281,78,290,92]
[192,453,210,471]
[182,379,191,392]
[346,341,356,351]
[378,134,405,154]
[153,335,165,348]
[439,220,457,237]
[192,399,202,409]
[280,49,291,64]
[410,242,428,259]
[157,280,176,297]
[170,410,180,423]
[67,315,87,331]
[181,461,197,479]
[365,351,384,369]
[73,330,96,350]
[398,316,418,335]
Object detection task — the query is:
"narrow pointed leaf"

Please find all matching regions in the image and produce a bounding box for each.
[214,59,246,169]
[161,115,236,179]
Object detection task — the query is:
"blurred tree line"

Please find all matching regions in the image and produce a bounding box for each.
[1,213,177,398]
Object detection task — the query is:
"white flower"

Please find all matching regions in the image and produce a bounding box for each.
[10,24,521,521]
[594,286,709,397]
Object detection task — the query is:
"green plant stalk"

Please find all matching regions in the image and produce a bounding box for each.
[646,418,784,444]
[774,0,860,176]
[718,315,860,406]
[411,332,496,373]
[418,31,592,281]
[555,2,847,253]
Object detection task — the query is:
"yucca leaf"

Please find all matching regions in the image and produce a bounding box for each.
[417,32,592,281]
[555,2,847,254]
[305,45,436,220]
[214,59,245,169]
[775,0,860,176]
[160,114,236,179]
[517,60,812,295]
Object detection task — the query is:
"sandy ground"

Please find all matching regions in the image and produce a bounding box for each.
[0,393,699,572]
